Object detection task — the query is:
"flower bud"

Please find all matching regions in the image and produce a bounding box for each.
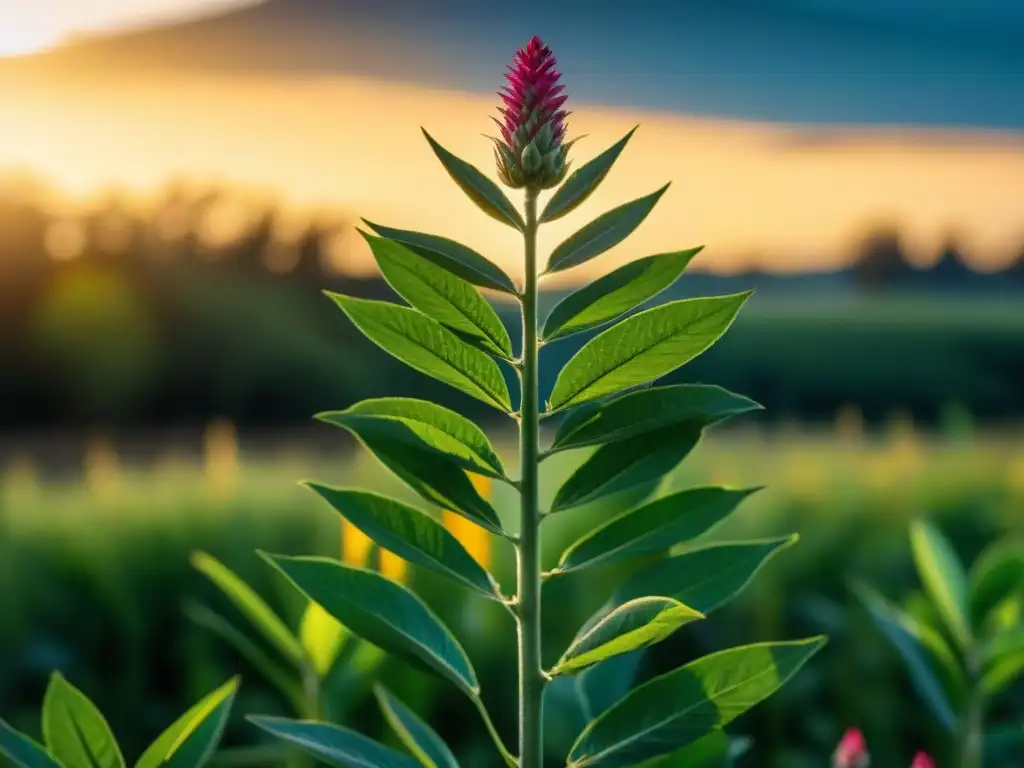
[833,728,870,768]
[492,36,571,190]
[910,753,935,768]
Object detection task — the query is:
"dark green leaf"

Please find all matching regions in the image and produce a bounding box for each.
[600,537,798,628]
[134,678,238,768]
[969,539,1024,628]
[363,232,513,359]
[375,685,460,768]
[548,294,752,411]
[264,554,478,696]
[319,398,505,479]
[550,427,701,513]
[634,731,730,767]
[541,128,637,223]
[248,717,419,768]
[42,673,125,768]
[982,649,1024,696]
[552,385,761,453]
[542,249,701,341]
[363,222,517,295]
[304,485,499,599]
[910,520,971,648]
[313,415,504,534]
[553,597,703,676]
[567,638,826,767]
[190,551,306,668]
[0,720,64,768]
[184,602,305,708]
[852,582,958,733]
[544,185,669,274]
[556,487,760,574]
[422,129,525,231]
[328,295,512,412]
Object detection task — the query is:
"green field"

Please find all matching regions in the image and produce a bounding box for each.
[2,422,1022,766]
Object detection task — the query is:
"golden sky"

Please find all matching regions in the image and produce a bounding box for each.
[2,67,1024,281]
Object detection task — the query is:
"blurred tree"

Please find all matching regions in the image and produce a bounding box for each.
[852,225,913,290]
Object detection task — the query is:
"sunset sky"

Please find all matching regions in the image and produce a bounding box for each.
[2,0,1023,280]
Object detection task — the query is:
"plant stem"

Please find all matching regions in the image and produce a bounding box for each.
[517,188,545,768]
[960,651,984,768]
[287,665,321,768]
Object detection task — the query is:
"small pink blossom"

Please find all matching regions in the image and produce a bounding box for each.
[911,753,936,768]
[833,728,870,768]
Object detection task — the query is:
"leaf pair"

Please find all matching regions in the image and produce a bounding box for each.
[250,684,459,768]
[0,675,237,768]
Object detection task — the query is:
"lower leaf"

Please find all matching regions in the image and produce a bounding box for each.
[567,638,826,767]
[0,720,64,768]
[135,677,240,768]
[248,717,419,768]
[374,686,460,768]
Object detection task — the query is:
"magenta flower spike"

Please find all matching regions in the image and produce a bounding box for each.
[492,36,573,190]
[833,728,870,768]
[910,753,936,768]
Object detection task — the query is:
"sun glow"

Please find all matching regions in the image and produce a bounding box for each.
[0,26,62,58]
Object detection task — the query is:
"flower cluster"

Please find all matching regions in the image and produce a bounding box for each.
[492,36,573,190]
[833,728,936,768]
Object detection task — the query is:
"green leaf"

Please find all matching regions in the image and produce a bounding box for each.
[190,551,306,668]
[567,638,826,767]
[363,232,514,359]
[633,731,730,767]
[248,717,419,768]
[319,398,505,479]
[328,294,512,413]
[304,485,499,599]
[969,539,1024,628]
[422,129,525,231]
[982,649,1024,696]
[42,673,125,768]
[550,426,702,513]
[556,487,760,574]
[852,582,958,733]
[184,602,305,707]
[910,520,972,648]
[553,597,703,676]
[598,537,798,631]
[983,626,1024,664]
[548,293,752,411]
[542,249,701,341]
[135,677,239,768]
[540,128,637,223]
[363,221,517,295]
[374,685,460,768]
[552,385,760,453]
[312,417,503,534]
[0,720,64,768]
[264,554,479,696]
[544,185,669,274]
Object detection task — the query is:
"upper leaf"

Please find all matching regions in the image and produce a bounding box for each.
[0,720,65,768]
[969,539,1024,629]
[264,554,479,696]
[544,185,670,274]
[135,677,239,768]
[566,638,826,767]
[190,551,306,668]
[548,293,752,411]
[304,484,499,599]
[552,597,703,677]
[542,248,701,342]
[422,129,525,231]
[363,232,514,359]
[374,685,461,768]
[248,717,419,768]
[315,414,504,534]
[363,221,517,295]
[328,294,512,413]
[42,673,125,768]
[556,487,760,574]
[852,582,959,733]
[319,398,505,479]
[910,520,972,649]
[552,385,760,453]
[550,426,702,513]
[540,127,637,223]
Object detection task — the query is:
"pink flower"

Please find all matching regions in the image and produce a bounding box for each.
[911,753,936,768]
[833,728,870,768]
[491,36,574,189]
